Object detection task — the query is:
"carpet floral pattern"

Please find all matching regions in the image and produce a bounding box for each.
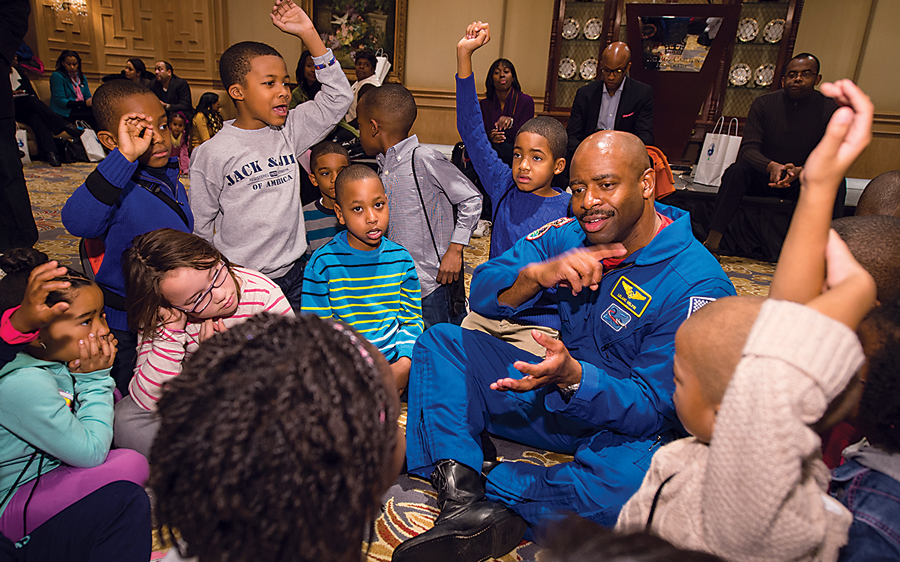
[19,160,775,561]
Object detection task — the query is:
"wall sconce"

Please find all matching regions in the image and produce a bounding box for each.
[53,0,88,24]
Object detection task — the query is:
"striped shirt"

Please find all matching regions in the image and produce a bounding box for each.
[301,231,424,362]
[303,198,345,258]
[129,267,294,410]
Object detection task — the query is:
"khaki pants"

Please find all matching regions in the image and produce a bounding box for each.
[460,311,560,358]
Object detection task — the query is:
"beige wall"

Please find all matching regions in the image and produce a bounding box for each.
[227,0,306,82]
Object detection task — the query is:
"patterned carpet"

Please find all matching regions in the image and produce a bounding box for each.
[18,160,775,561]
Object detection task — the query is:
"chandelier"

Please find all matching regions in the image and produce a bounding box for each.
[53,0,88,18]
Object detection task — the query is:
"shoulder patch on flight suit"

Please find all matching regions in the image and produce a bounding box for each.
[686,296,716,319]
[526,217,576,241]
[611,276,652,317]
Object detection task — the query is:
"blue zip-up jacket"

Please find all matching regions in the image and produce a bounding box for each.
[62,149,194,331]
[0,353,114,515]
[470,203,736,437]
[457,73,571,330]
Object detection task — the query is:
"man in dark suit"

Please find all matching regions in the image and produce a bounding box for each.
[151,60,194,117]
[566,42,654,164]
[0,0,39,251]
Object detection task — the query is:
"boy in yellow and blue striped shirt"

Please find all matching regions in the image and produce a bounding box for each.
[301,165,423,392]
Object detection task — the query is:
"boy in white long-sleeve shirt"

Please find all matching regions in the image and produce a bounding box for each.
[189,0,352,310]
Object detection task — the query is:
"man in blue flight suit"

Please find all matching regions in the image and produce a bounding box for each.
[392,130,736,562]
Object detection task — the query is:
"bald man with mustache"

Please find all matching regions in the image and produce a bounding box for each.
[393,130,734,562]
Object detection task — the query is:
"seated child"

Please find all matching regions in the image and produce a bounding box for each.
[115,228,294,458]
[0,249,149,555]
[616,80,877,561]
[150,313,405,562]
[301,165,423,392]
[829,299,900,561]
[854,170,900,217]
[191,92,223,150]
[190,0,352,311]
[456,21,571,355]
[168,110,190,174]
[61,78,192,397]
[303,140,349,258]
[357,84,482,328]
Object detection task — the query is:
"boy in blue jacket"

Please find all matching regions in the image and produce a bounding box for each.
[456,22,572,355]
[62,79,193,395]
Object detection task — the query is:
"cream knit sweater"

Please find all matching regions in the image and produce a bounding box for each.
[616,299,861,562]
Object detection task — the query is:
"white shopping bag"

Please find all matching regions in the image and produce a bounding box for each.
[694,117,740,187]
[76,120,107,162]
[375,49,391,83]
[16,127,31,164]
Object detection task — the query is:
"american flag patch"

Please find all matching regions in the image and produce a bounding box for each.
[687,296,716,319]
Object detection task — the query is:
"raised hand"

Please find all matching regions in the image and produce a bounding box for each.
[8,261,71,334]
[491,331,582,392]
[271,0,315,38]
[117,112,153,162]
[69,332,118,374]
[458,21,490,54]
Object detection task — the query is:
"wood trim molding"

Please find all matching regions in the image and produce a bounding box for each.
[408,88,545,111]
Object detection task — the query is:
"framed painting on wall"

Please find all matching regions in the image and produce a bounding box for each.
[303,0,408,83]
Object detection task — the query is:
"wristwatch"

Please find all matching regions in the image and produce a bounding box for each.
[559,382,580,402]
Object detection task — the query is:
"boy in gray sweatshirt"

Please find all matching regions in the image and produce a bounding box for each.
[189,0,351,310]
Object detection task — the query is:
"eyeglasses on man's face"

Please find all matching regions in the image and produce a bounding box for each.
[785,70,816,80]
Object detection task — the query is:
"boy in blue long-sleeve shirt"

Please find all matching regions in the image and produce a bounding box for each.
[301,165,423,393]
[456,22,571,356]
[61,80,193,395]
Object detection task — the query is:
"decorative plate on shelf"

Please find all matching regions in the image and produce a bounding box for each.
[580,58,598,80]
[559,57,577,80]
[561,18,580,40]
[737,18,759,42]
[584,18,602,40]
[755,63,776,87]
[763,19,785,43]
[729,63,752,86]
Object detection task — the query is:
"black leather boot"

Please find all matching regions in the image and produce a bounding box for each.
[391,460,526,562]
[46,152,61,167]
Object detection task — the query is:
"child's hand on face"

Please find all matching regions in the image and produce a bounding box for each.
[271,0,314,38]
[458,21,490,53]
[198,318,227,343]
[158,306,188,332]
[8,261,71,334]
[117,112,154,162]
[802,80,873,190]
[69,332,118,374]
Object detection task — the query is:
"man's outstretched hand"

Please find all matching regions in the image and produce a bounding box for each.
[491,331,582,393]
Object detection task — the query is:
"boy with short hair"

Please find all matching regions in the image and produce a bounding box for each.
[456,21,571,355]
[357,84,482,328]
[303,140,349,258]
[189,0,352,310]
[62,79,192,395]
[301,164,423,392]
[616,80,876,562]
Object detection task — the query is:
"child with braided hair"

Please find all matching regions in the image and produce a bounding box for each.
[114,228,294,458]
[150,313,405,562]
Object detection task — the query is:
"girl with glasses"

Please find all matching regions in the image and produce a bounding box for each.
[114,228,295,458]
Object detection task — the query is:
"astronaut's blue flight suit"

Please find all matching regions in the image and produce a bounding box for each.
[406,203,735,530]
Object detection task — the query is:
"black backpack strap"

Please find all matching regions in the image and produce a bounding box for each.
[411,147,442,262]
[134,177,190,228]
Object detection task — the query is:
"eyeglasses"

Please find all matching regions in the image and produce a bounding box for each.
[174,262,228,315]
[600,67,626,76]
[785,70,816,80]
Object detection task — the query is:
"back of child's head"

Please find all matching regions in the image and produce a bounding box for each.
[150,313,399,562]
[334,164,382,206]
[358,83,416,134]
[517,116,568,161]
[219,41,283,94]
[856,170,900,218]
[310,140,350,171]
[542,515,724,562]
[485,58,522,99]
[832,215,900,303]
[856,299,900,454]
[676,296,764,407]
[122,228,230,337]
[0,248,92,312]
[92,79,154,133]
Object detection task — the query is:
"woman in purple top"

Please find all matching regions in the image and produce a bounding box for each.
[479,58,534,167]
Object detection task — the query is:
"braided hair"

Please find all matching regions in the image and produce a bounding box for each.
[150,313,399,562]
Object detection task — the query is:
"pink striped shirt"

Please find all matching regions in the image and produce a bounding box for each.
[129,267,294,410]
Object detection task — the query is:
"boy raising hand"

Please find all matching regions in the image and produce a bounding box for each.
[190,0,352,310]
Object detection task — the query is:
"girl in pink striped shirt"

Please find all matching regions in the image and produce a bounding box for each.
[113,228,294,457]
